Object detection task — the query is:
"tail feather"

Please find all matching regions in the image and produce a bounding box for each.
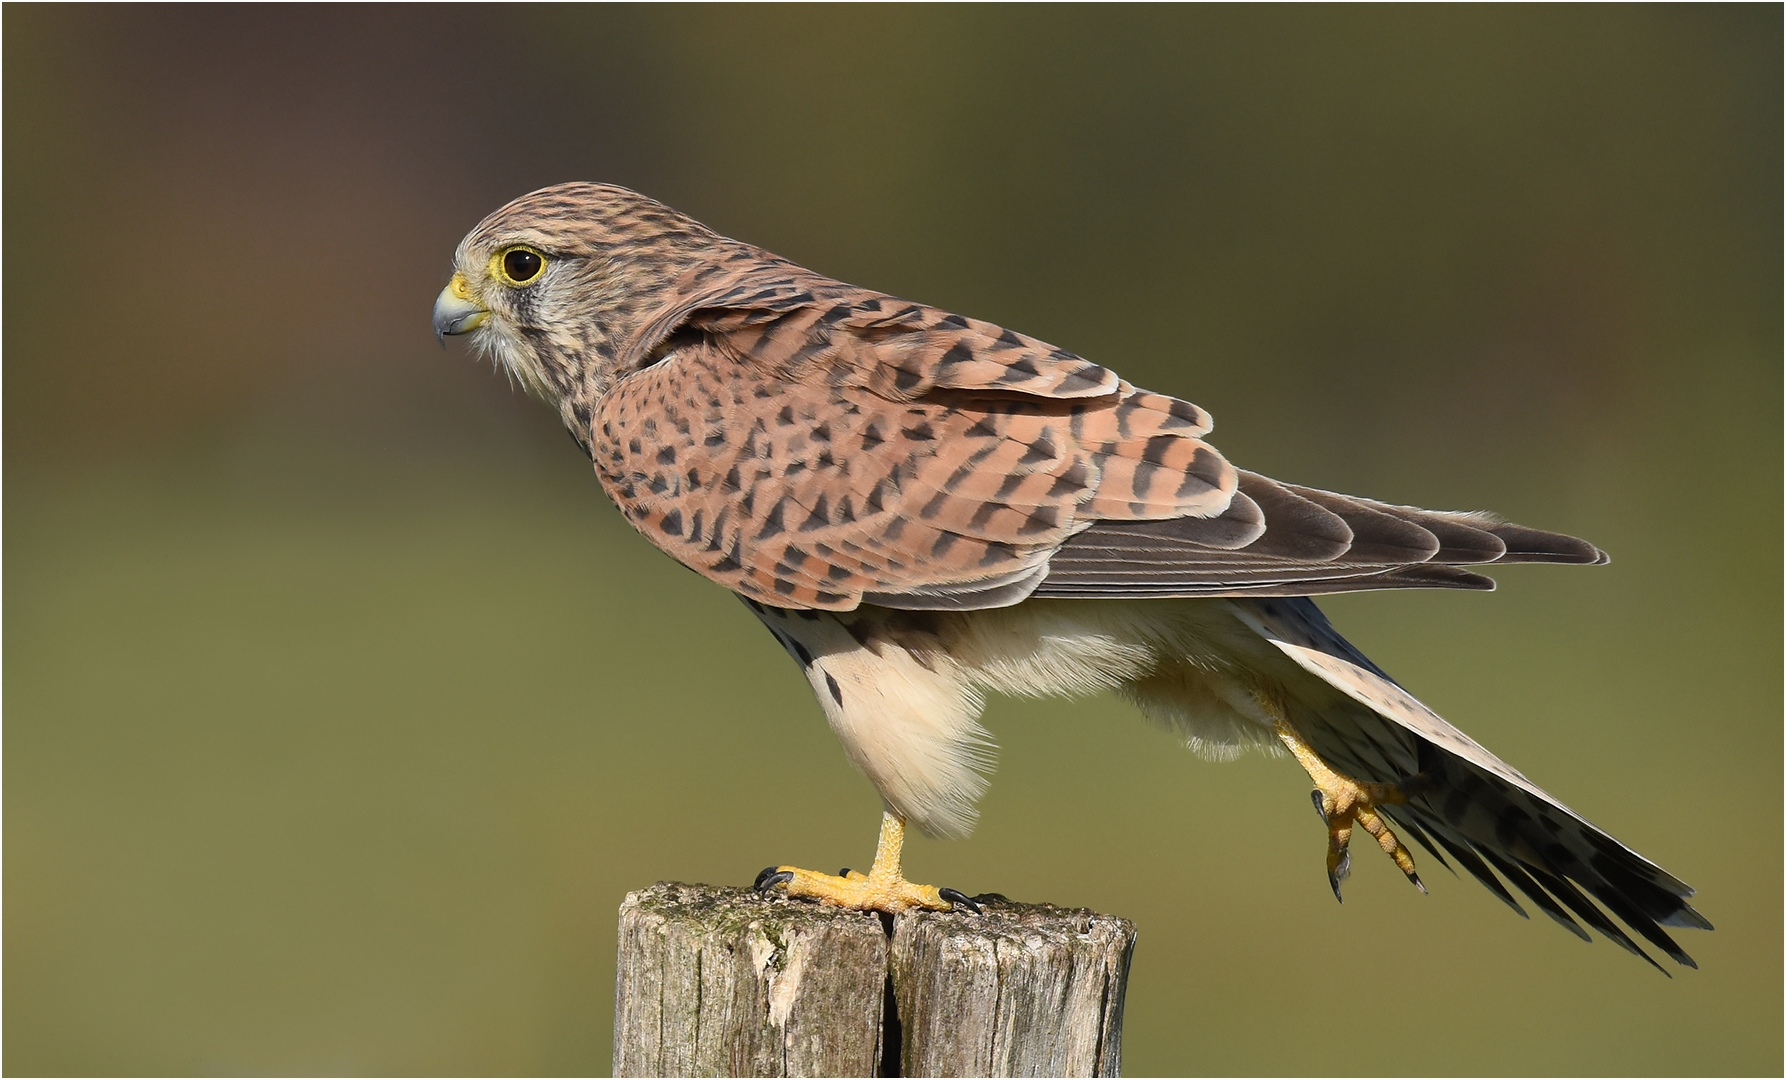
[1524,860,1686,972]
[1238,596,1708,970]
[1409,816,1530,920]
[1475,847,1600,946]
[1524,859,1673,971]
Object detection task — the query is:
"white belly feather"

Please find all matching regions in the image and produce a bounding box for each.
[745,597,1302,838]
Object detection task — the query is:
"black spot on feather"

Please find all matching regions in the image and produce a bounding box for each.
[1018,434,1058,467]
[756,499,787,539]
[997,357,1041,383]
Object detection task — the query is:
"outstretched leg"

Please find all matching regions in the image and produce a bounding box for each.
[1264,700,1425,901]
[754,810,978,914]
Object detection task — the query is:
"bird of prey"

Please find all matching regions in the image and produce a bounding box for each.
[434,182,1708,971]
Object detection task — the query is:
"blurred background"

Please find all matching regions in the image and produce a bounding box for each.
[6,6,1778,1074]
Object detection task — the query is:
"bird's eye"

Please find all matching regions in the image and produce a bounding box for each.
[495,247,546,285]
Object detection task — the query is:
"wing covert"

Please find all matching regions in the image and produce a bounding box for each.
[591,287,1234,609]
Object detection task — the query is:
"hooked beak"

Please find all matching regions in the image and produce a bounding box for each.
[432,272,489,343]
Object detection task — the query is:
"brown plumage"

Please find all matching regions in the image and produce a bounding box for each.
[436,182,1708,968]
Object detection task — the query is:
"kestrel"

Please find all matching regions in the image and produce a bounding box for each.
[434,183,1708,970]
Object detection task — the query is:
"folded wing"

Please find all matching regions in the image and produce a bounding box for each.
[592,261,1605,611]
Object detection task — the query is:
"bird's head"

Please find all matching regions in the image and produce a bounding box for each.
[433,182,723,404]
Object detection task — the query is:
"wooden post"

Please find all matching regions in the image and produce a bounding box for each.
[614,882,1137,1078]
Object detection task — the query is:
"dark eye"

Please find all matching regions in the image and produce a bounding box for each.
[501,248,544,284]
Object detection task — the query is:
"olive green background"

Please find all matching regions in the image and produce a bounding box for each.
[6,6,1779,1075]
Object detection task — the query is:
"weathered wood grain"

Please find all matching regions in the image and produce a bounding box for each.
[614,883,1136,1078]
[889,901,1135,1078]
[614,883,890,1077]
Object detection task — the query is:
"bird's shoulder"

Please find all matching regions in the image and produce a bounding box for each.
[616,251,1131,407]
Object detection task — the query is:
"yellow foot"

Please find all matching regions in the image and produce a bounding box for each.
[753,865,958,913]
[752,811,979,914]
[1272,714,1426,902]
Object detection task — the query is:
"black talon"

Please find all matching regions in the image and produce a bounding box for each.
[938,888,980,914]
[1309,789,1328,822]
[1407,870,1427,895]
[1328,850,1352,903]
[838,868,852,878]
[755,867,793,891]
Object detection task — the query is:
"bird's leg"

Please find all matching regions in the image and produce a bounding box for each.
[754,810,977,914]
[1264,701,1425,901]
